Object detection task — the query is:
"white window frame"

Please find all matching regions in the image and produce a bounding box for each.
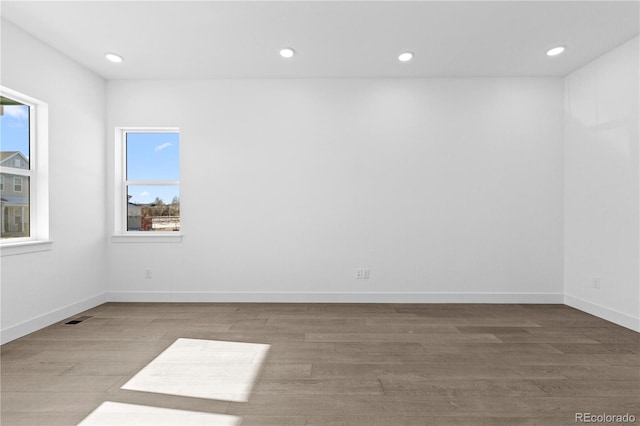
[112,127,182,243]
[0,86,50,255]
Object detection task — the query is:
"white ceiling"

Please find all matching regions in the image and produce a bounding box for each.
[2,1,639,79]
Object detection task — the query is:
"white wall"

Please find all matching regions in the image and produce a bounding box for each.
[5,15,634,339]
[3,19,636,339]
[106,78,564,302]
[0,19,108,343]
[564,36,640,331]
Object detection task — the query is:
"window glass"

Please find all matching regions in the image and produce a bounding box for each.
[0,174,30,238]
[127,185,180,232]
[123,130,180,233]
[0,102,30,168]
[1,96,32,240]
[126,132,180,181]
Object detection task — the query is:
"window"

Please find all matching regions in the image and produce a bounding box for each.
[0,87,49,250]
[1,93,32,239]
[116,128,180,236]
[13,177,22,192]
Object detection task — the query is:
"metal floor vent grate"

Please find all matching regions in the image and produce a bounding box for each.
[64,315,92,325]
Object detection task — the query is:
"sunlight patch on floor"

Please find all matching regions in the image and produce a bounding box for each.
[78,402,242,425]
[121,338,270,402]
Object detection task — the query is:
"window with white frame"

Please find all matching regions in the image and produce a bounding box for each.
[117,128,180,234]
[0,88,48,244]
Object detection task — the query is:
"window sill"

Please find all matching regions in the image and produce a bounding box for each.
[111,234,183,243]
[1,240,53,256]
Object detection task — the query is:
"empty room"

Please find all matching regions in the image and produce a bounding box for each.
[1,1,639,425]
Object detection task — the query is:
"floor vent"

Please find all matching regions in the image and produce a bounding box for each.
[64,315,92,325]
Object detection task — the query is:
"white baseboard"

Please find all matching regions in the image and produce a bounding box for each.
[107,291,564,304]
[0,292,108,345]
[6,291,603,345]
[564,294,640,332]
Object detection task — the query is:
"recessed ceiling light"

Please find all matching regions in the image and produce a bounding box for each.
[546,46,565,57]
[280,48,295,58]
[398,51,414,62]
[105,53,123,63]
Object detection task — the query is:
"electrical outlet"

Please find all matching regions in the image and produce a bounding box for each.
[592,277,601,289]
[145,268,152,279]
[355,268,370,279]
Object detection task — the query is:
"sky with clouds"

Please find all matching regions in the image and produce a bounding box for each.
[1,107,180,206]
[0,105,30,160]
[127,132,180,205]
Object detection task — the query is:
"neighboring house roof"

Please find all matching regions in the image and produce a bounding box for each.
[0,151,29,168]
[0,151,19,161]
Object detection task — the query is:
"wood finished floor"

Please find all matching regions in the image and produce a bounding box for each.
[1,303,639,425]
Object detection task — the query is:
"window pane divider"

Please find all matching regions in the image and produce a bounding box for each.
[0,167,33,177]
[125,180,179,186]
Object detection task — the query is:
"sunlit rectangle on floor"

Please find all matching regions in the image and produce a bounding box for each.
[78,402,241,425]
[121,338,270,402]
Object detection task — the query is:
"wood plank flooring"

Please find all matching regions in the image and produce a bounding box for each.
[1,303,639,425]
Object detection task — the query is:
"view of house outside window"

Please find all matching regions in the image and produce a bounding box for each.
[0,99,31,239]
[125,131,180,232]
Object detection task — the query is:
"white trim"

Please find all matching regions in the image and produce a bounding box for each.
[126,180,179,186]
[33,101,49,241]
[111,234,183,243]
[8,292,637,344]
[0,239,52,256]
[117,127,180,134]
[0,167,32,177]
[114,127,180,235]
[106,291,564,304]
[564,294,640,332]
[0,86,49,246]
[0,292,107,344]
